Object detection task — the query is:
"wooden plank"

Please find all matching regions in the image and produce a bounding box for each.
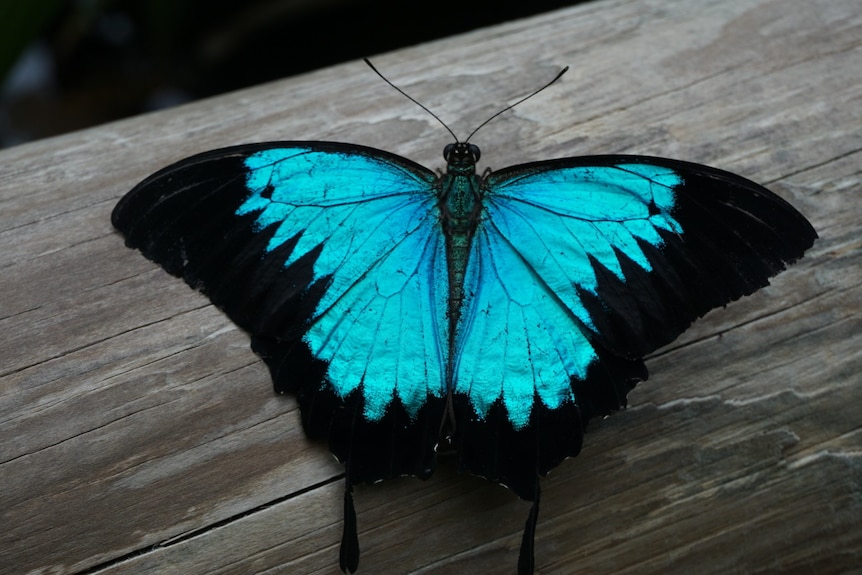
[1,0,859,573]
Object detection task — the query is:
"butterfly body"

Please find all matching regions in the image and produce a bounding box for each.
[114,136,816,574]
[439,143,484,348]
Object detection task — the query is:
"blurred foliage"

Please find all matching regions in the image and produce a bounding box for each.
[0,0,64,83]
[1,0,579,146]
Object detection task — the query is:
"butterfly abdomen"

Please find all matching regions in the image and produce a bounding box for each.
[439,172,483,308]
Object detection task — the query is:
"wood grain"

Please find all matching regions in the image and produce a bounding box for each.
[1,0,859,573]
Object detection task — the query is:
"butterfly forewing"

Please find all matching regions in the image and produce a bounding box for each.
[482,156,816,357]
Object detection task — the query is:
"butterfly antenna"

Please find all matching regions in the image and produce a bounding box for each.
[464,65,569,143]
[364,58,460,142]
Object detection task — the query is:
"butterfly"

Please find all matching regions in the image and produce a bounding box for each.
[112,62,817,574]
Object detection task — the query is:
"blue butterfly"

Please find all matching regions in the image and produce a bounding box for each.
[112,64,816,574]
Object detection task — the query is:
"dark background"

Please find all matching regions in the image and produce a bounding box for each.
[1,0,582,148]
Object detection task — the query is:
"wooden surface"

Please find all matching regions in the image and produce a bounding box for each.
[1,0,860,573]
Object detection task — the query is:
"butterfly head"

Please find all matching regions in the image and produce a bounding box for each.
[443,142,481,174]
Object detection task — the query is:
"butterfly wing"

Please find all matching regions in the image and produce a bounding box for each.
[452,156,817,499]
[112,142,451,485]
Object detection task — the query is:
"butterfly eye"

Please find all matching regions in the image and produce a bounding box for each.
[443,143,455,160]
[468,143,481,162]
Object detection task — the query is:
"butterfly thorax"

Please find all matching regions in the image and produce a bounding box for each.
[439,142,483,233]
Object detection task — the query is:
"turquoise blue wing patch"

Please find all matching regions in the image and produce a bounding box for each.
[236,146,449,421]
[454,161,683,429]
